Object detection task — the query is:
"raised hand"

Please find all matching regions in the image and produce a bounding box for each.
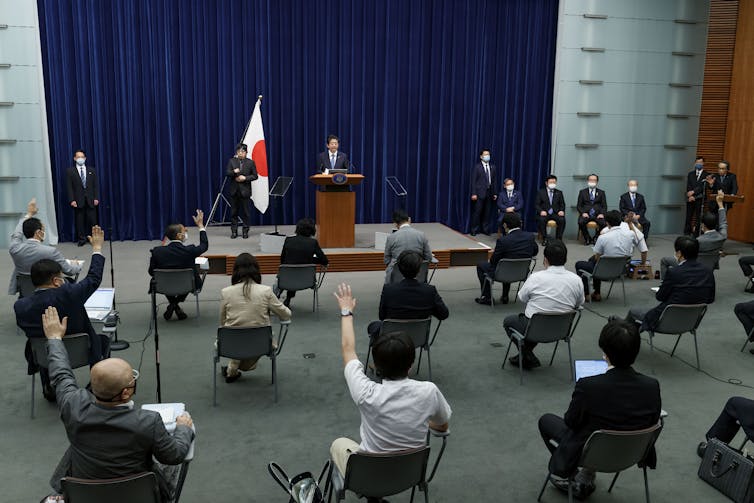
[42,306,68,340]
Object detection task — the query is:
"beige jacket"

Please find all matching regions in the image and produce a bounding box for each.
[219,281,291,327]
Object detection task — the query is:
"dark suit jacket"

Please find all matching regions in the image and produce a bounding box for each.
[686,169,705,193]
[225,157,258,198]
[317,151,350,172]
[551,367,662,477]
[280,235,329,266]
[470,162,497,197]
[576,188,607,216]
[149,230,209,289]
[714,173,738,195]
[66,165,98,207]
[535,188,565,215]
[378,278,449,321]
[619,192,647,218]
[14,253,107,370]
[497,190,524,213]
[488,229,538,270]
[642,259,715,331]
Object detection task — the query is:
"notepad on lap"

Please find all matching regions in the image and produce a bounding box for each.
[142,403,185,432]
[574,360,609,381]
[85,288,115,321]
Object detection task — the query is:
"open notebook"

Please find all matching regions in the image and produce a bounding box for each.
[84,288,114,321]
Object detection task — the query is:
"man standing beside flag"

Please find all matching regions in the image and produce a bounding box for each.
[225,143,257,239]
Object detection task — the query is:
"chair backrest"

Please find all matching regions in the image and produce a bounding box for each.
[152,269,196,296]
[579,422,662,474]
[653,304,707,334]
[524,311,579,344]
[62,471,161,503]
[697,252,719,270]
[30,333,91,370]
[344,446,430,498]
[217,326,273,360]
[592,256,630,280]
[277,264,317,291]
[389,261,430,284]
[381,318,432,348]
[16,273,35,298]
[493,258,534,283]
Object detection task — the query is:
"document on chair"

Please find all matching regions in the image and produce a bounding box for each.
[574,360,609,381]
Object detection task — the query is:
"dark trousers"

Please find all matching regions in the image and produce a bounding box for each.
[470,190,494,234]
[539,413,569,455]
[706,397,754,444]
[537,215,565,240]
[684,201,700,235]
[577,216,605,242]
[739,256,754,277]
[476,261,511,299]
[230,193,250,231]
[734,301,754,339]
[504,313,536,351]
[575,256,600,295]
[73,204,97,243]
[634,217,651,239]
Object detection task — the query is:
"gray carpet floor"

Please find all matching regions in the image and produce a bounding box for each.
[2,232,753,502]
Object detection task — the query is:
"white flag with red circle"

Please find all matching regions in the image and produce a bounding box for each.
[241,97,268,213]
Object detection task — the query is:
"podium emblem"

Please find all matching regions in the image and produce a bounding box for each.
[332,172,347,185]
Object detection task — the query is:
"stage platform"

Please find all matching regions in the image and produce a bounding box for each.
[58,223,492,275]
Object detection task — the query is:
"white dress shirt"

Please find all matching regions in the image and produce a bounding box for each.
[518,266,584,318]
[594,224,644,256]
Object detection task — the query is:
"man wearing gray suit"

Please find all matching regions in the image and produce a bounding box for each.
[660,192,727,279]
[42,306,194,502]
[384,209,432,282]
[8,199,81,296]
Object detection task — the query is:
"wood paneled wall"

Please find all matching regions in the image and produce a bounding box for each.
[725,0,754,242]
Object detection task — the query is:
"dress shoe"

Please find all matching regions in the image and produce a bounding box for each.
[164,304,175,321]
[697,441,708,458]
[474,297,491,305]
[230,230,238,239]
[174,305,188,320]
[508,354,534,370]
[242,228,249,239]
[221,366,228,378]
[591,292,602,302]
[283,296,291,308]
[42,383,57,402]
[470,232,477,237]
[749,348,754,355]
[500,295,509,304]
[77,240,87,247]
[508,353,541,370]
[225,371,242,383]
[549,477,595,501]
[745,286,754,294]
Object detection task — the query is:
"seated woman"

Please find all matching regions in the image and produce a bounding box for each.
[278,218,329,307]
[220,253,291,383]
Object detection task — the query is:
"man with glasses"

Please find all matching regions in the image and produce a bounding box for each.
[15,226,110,402]
[41,307,194,502]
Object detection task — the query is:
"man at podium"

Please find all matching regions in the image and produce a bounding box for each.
[317,135,350,174]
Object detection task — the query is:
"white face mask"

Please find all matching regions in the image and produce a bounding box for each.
[547,183,557,190]
[481,155,491,162]
[75,157,86,166]
[506,185,514,191]
[587,182,597,189]
[628,185,638,193]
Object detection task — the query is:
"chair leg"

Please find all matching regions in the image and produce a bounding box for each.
[568,477,574,503]
[519,343,524,385]
[692,331,700,370]
[272,355,278,403]
[212,357,217,407]
[195,293,200,317]
[670,334,682,356]
[643,465,651,503]
[742,337,750,353]
[426,347,432,382]
[409,485,416,503]
[567,339,574,382]
[416,348,424,375]
[423,483,429,503]
[608,471,620,492]
[488,278,495,308]
[549,340,559,366]
[621,276,626,306]
[537,472,551,501]
[606,279,615,300]
[31,374,35,419]
[365,346,372,376]
[502,340,513,369]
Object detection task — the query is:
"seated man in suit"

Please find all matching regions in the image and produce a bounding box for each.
[497,178,524,229]
[619,180,651,239]
[576,174,608,245]
[660,192,726,279]
[330,283,451,497]
[698,397,754,458]
[475,212,538,305]
[539,319,662,499]
[149,210,208,321]
[576,210,644,302]
[278,218,329,307]
[14,226,110,401]
[41,307,194,502]
[535,174,566,244]
[712,160,738,212]
[368,251,449,342]
[626,235,715,332]
[317,134,350,174]
[734,300,754,354]
[739,256,754,293]
[383,209,432,282]
[504,240,584,369]
[8,198,81,296]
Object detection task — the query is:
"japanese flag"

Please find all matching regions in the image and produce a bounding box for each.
[241,97,268,213]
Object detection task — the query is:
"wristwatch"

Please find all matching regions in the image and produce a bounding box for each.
[341,308,353,317]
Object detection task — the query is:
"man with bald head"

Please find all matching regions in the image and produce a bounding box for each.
[42,307,194,501]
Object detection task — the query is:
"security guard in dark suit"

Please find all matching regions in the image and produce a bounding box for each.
[225,143,258,239]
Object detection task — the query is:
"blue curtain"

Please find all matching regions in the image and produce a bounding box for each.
[37,0,558,241]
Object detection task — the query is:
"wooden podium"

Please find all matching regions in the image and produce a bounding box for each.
[309,174,365,248]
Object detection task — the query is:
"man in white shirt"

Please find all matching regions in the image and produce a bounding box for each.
[504,241,584,369]
[331,283,451,490]
[576,210,643,302]
[383,209,432,282]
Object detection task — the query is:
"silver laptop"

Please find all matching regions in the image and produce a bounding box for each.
[85,288,115,321]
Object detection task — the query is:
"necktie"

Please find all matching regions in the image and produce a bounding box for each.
[548,190,553,204]
[631,194,635,206]
[484,164,490,186]
[508,191,513,199]
[548,190,553,214]
[79,167,86,188]
[590,189,595,201]
[330,154,336,169]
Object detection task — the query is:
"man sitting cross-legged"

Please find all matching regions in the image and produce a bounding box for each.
[330,283,451,503]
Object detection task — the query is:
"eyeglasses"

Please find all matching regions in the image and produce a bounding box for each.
[95,369,139,402]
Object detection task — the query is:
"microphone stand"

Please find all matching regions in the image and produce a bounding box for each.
[106,204,128,351]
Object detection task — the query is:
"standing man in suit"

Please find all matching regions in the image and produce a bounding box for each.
[226,143,258,239]
[538,320,661,498]
[535,175,566,244]
[626,235,715,332]
[149,210,208,321]
[619,180,651,239]
[685,156,706,235]
[278,218,329,307]
[8,198,81,295]
[576,174,607,245]
[317,134,350,174]
[713,160,738,212]
[367,251,449,342]
[14,226,110,401]
[475,213,538,305]
[497,178,524,230]
[66,150,99,246]
[469,148,498,236]
[384,209,432,282]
